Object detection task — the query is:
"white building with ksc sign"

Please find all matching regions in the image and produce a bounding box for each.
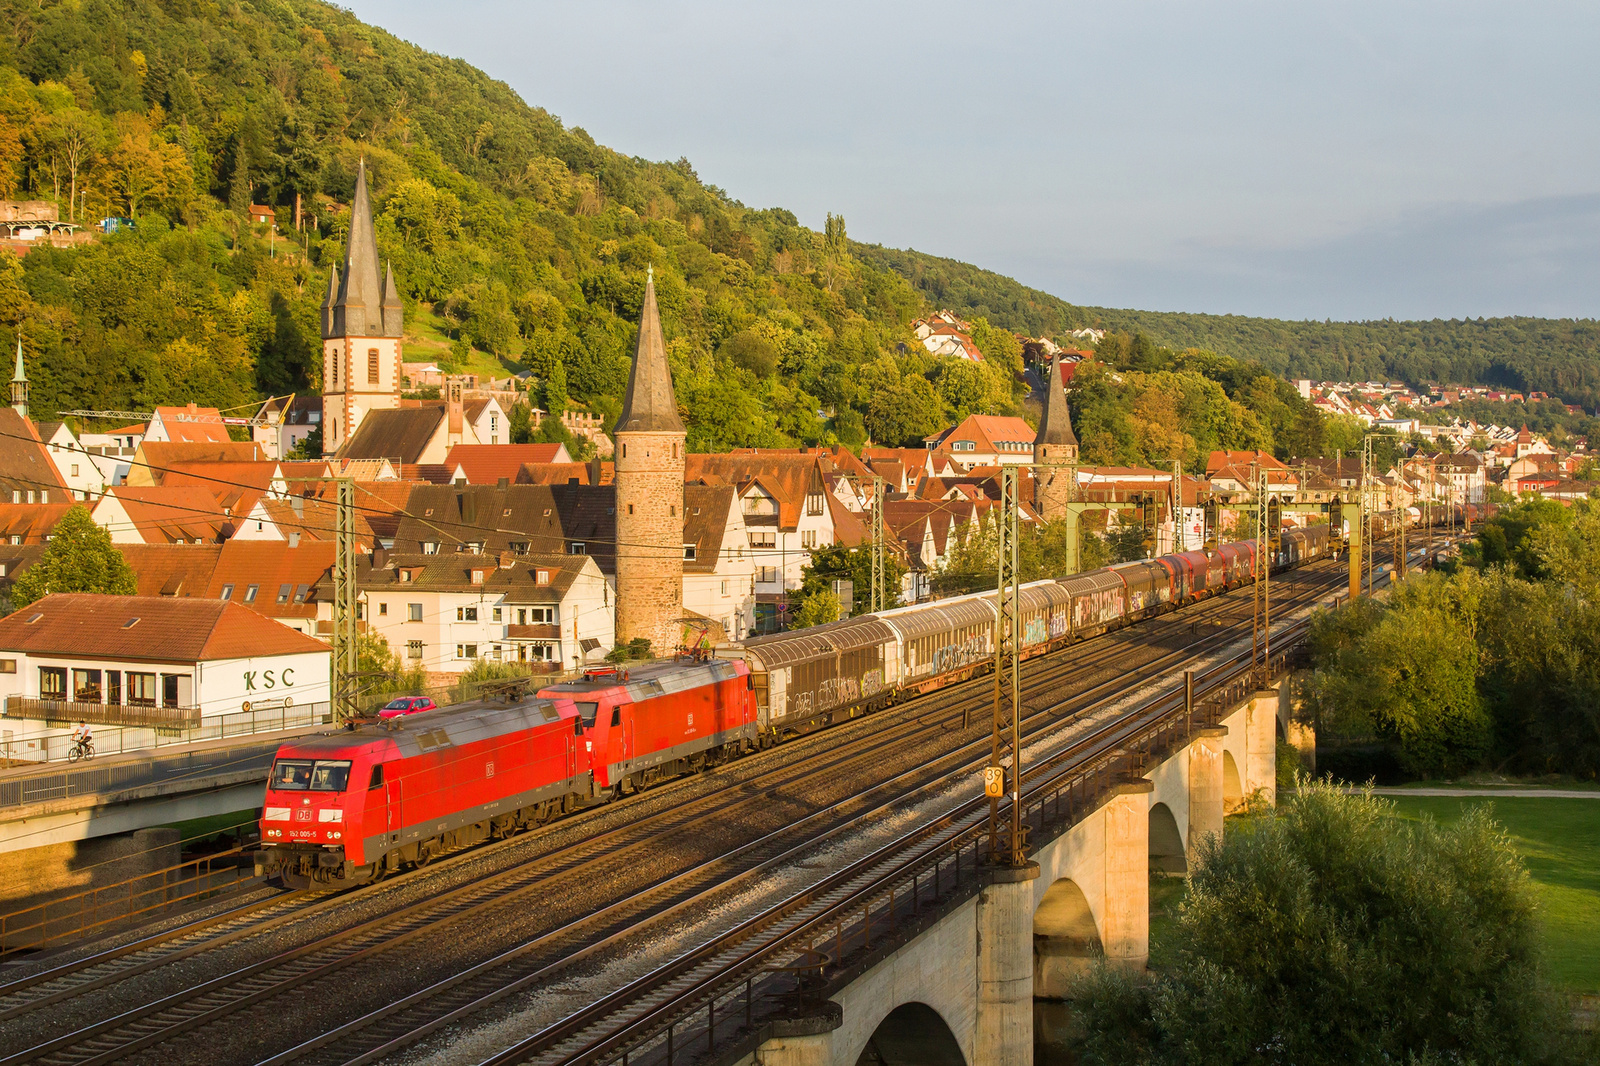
[0,594,331,762]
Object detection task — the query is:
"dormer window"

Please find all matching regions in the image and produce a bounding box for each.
[470,569,486,584]
[569,542,585,555]
[422,541,440,555]
[536,569,550,585]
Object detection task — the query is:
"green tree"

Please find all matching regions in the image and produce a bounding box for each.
[11,506,137,608]
[1062,784,1572,1066]
[790,590,841,628]
[1307,571,1491,777]
[790,543,906,619]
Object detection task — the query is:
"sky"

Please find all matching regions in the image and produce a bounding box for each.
[343,0,1600,323]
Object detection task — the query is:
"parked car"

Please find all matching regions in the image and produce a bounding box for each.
[377,696,438,719]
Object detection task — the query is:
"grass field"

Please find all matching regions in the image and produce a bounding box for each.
[1386,796,1600,993]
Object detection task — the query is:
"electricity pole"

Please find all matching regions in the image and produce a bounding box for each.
[870,477,886,614]
[332,476,359,723]
[987,466,1025,868]
[1253,467,1270,684]
[1171,458,1184,554]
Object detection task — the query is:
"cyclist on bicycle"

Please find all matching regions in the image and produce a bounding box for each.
[70,721,93,759]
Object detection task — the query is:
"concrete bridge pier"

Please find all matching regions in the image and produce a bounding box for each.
[754,1005,843,1065]
[1246,684,1280,807]
[976,861,1041,1065]
[1188,725,1227,853]
[1103,778,1154,971]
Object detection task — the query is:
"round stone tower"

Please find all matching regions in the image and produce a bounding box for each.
[1033,351,1079,521]
[612,268,686,655]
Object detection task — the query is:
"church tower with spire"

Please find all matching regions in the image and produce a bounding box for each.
[612,268,686,654]
[320,159,404,453]
[9,338,27,419]
[1033,352,1079,521]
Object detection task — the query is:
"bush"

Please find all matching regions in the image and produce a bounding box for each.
[1062,783,1574,1066]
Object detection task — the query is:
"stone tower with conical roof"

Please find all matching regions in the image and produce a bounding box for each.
[612,268,686,654]
[1033,352,1079,521]
[9,338,27,419]
[320,159,403,454]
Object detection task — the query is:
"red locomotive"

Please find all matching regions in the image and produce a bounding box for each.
[258,658,757,888]
[536,658,756,795]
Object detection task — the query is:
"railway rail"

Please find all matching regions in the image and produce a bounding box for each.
[0,542,1435,1066]
[251,550,1402,1066]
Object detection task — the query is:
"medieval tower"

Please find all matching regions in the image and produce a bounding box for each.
[320,159,404,454]
[612,268,686,653]
[1033,351,1079,521]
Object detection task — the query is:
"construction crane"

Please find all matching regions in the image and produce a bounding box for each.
[59,394,298,428]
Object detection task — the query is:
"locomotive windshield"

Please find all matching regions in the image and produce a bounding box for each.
[271,759,353,792]
[575,702,599,724]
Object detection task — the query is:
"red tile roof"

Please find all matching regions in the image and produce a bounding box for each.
[0,593,330,661]
[443,444,569,485]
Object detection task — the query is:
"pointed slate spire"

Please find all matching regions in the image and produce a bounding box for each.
[1034,352,1077,449]
[331,158,383,338]
[616,266,683,434]
[320,264,341,340]
[381,261,404,338]
[10,336,28,419]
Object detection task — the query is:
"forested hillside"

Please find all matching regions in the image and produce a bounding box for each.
[0,0,1018,450]
[857,246,1600,407]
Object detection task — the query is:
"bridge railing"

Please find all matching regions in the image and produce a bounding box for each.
[0,701,333,766]
[0,843,256,956]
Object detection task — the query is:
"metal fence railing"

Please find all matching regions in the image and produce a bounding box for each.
[0,702,333,766]
[0,845,256,956]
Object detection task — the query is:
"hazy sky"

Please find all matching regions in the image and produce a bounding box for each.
[343,1,1600,323]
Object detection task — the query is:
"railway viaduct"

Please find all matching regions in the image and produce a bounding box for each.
[737,682,1287,1066]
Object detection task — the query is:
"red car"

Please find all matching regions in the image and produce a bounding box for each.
[378,696,438,719]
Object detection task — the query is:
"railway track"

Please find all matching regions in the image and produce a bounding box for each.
[0,544,1429,1066]
[245,554,1381,1066]
[472,609,1339,1066]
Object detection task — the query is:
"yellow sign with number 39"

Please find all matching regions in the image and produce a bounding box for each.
[984,765,1005,797]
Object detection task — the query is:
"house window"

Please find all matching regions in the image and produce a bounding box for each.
[378,602,388,616]
[407,640,423,659]
[245,584,259,603]
[457,606,479,622]
[509,541,529,554]
[408,603,423,622]
[683,544,697,561]
[569,542,585,555]
[38,666,65,699]
[457,643,478,660]
[748,531,775,549]
[802,530,818,549]
[106,670,121,704]
[293,583,310,603]
[277,583,292,604]
[0,659,14,674]
[127,672,157,705]
[720,580,728,595]
[756,566,779,584]
[332,352,339,385]
[492,606,502,622]
[422,542,440,555]
[470,569,486,584]
[368,348,380,384]
[220,584,234,601]
[806,493,824,515]
[72,669,102,702]
[70,463,79,477]
[536,570,549,585]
